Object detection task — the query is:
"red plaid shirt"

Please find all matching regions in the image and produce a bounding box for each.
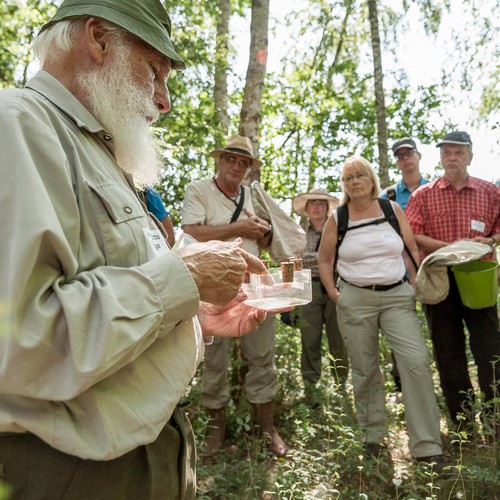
[406,176,500,257]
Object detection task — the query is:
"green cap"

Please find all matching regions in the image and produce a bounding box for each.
[41,0,185,69]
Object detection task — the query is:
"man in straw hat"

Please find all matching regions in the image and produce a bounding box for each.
[292,188,348,403]
[0,2,280,498]
[182,135,288,459]
[406,131,500,439]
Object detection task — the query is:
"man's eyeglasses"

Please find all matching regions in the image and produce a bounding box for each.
[222,154,251,169]
[342,172,369,183]
[395,149,416,161]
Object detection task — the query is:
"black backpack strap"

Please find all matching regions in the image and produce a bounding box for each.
[378,199,418,271]
[230,187,245,223]
[333,204,349,279]
[378,198,401,233]
[386,186,397,201]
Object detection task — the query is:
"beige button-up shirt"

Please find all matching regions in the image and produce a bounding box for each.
[0,71,204,460]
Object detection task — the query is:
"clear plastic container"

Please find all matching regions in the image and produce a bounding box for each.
[243,268,312,310]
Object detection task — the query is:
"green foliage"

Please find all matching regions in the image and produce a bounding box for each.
[189,312,500,498]
[0,0,496,206]
[0,0,58,88]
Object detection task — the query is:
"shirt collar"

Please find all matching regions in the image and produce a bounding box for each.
[304,218,325,233]
[25,71,115,150]
[437,175,478,190]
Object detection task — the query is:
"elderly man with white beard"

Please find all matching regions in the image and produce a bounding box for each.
[0,1,284,498]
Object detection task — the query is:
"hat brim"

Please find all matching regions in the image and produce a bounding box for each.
[436,140,472,147]
[393,144,416,155]
[42,2,185,69]
[292,193,339,216]
[210,148,262,168]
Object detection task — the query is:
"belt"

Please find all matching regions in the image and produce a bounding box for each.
[340,277,407,291]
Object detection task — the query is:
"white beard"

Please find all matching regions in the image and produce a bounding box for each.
[78,43,163,186]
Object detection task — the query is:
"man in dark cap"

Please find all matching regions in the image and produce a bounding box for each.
[406,131,500,439]
[381,138,429,210]
[181,136,288,459]
[0,1,277,498]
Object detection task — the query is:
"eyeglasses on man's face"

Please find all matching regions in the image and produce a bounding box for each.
[342,172,369,184]
[395,149,416,161]
[222,154,251,169]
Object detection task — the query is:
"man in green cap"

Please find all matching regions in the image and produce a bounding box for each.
[0,1,281,498]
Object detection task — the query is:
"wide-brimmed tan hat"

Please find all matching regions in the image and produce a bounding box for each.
[210,135,262,168]
[292,188,339,216]
[40,0,185,69]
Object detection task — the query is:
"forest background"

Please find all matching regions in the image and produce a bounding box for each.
[1,1,500,498]
[1,0,498,228]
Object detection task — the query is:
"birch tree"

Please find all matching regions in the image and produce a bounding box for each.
[367,0,389,187]
[239,0,270,183]
[214,0,231,135]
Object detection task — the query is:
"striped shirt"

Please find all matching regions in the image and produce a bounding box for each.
[405,176,500,257]
[302,220,323,278]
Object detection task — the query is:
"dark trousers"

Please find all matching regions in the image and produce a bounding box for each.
[0,406,196,500]
[299,280,348,385]
[424,270,500,425]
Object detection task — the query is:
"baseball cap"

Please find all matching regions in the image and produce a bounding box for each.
[391,138,417,156]
[436,131,473,148]
[40,0,185,69]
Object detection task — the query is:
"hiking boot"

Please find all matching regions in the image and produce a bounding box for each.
[415,454,448,473]
[363,442,386,459]
[202,407,226,459]
[254,401,289,457]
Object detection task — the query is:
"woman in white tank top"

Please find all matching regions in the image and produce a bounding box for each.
[318,156,444,467]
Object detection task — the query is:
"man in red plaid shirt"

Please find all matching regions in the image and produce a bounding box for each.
[406,131,500,438]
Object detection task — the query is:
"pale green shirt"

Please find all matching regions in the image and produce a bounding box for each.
[0,71,204,460]
[181,178,260,256]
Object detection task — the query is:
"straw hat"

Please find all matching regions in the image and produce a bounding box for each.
[209,135,262,168]
[292,188,339,216]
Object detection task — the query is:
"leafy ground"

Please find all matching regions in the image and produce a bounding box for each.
[187,305,500,499]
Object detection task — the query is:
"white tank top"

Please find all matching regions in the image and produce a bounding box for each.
[334,212,406,286]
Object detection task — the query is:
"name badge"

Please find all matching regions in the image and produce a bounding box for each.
[471,220,485,233]
[382,233,397,240]
[143,228,169,259]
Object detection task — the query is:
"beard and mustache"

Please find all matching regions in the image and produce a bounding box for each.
[77,42,163,186]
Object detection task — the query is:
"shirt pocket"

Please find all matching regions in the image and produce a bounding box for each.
[425,209,447,237]
[86,181,150,266]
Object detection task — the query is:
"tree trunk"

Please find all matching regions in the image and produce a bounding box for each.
[367,0,390,187]
[214,0,231,137]
[239,0,269,183]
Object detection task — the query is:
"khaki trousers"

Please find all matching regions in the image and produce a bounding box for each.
[299,279,348,384]
[202,314,277,408]
[336,280,442,458]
